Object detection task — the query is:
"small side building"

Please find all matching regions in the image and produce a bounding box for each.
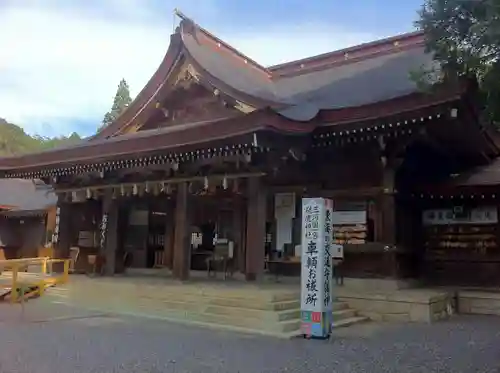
[0,179,57,259]
[414,157,500,286]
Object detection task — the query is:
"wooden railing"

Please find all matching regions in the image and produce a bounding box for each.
[0,257,70,303]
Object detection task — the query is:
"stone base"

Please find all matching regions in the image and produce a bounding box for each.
[336,288,455,323]
[124,268,171,277]
[46,275,370,337]
[458,290,500,316]
[340,277,421,292]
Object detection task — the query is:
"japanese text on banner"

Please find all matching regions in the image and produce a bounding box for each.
[303,201,321,307]
[323,205,332,308]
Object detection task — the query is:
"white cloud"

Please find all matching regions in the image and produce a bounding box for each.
[0,3,380,137]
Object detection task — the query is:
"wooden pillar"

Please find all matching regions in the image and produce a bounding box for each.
[163,202,175,270]
[245,177,267,281]
[379,194,396,245]
[172,182,190,280]
[101,193,119,276]
[233,199,244,272]
[374,155,403,278]
[377,163,397,245]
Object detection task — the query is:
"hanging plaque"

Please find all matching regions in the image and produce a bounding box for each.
[100,213,108,251]
[300,198,333,339]
[51,207,61,244]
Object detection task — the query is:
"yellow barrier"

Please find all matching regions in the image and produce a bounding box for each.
[0,257,71,303]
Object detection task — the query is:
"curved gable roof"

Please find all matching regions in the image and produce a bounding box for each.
[95,32,185,139]
[95,12,440,138]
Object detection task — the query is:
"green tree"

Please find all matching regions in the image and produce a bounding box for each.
[0,118,82,155]
[99,79,132,132]
[416,0,500,125]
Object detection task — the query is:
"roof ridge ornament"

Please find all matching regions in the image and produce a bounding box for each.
[175,8,272,77]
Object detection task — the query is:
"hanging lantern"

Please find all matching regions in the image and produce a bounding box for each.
[222,176,228,190]
[204,177,209,190]
[145,182,150,193]
[120,184,125,196]
[86,188,92,199]
[132,184,138,195]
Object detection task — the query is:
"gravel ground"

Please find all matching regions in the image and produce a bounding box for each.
[0,302,499,373]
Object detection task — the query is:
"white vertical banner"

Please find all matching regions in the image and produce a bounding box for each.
[52,207,61,244]
[300,198,333,338]
[323,199,333,312]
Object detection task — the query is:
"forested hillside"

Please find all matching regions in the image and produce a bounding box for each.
[0,78,131,156]
[0,118,82,156]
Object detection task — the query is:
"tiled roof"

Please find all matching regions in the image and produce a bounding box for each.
[0,179,56,213]
[180,20,433,121]
[0,110,310,172]
[96,15,435,139]
[447,159,500,187]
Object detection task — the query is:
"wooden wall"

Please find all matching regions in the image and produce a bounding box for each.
[0,216,46,259]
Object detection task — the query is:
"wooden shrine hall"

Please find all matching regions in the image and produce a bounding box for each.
[0,12,499,286]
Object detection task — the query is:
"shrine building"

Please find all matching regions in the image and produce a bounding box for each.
[0,12,499,287]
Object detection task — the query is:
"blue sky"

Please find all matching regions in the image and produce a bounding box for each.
[0,0,423,137]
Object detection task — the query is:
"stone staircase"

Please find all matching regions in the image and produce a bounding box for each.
[45,280,368,338]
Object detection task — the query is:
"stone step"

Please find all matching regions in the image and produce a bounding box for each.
[203,302,351,322]
[334,316,369,328]
[48,291,348,320]
[49,291,353,322]
[47,290,302,312]
[45,285,367,337]
[48,286,301,311]
[185,311,301,333]
[332,308,358,321]
[95,297,298,325]
[196,297,300,311]
[51,297,300,334]
[138,290,301,304]
[50,293,363,331]
[203,305,300,321]
[61,280,300,303]
[47,289,349,317]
